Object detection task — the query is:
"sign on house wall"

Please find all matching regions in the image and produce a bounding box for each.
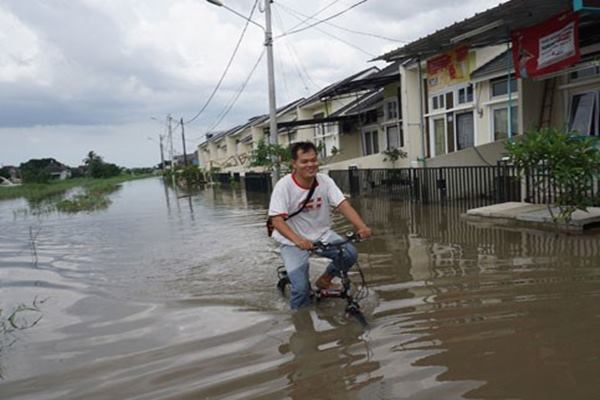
[511,11,580,79]
[426,46,475,93]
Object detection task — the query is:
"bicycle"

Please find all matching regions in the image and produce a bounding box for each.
[276,232,369,326]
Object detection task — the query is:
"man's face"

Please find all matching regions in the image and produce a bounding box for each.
[292,149,318,180]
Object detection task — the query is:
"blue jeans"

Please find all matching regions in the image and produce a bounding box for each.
[279,231,358,310]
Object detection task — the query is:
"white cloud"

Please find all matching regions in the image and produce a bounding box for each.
[0,0,509,167]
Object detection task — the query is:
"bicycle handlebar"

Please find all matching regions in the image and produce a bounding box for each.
[312,231,360,251]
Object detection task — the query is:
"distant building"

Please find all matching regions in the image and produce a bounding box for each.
[46,159,71,180]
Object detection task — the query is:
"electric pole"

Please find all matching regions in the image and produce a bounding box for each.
[159,135,165,170]
[206,0,279,186]
[264,0,279,186]
[180,117,188,166]
[167,114,174,169]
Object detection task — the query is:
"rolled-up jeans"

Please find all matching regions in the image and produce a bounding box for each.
[279,231,358,310]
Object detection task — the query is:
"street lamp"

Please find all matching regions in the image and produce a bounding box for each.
[206,0,280,185]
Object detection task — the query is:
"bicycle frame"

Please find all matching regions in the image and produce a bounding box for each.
[276,232,368,326]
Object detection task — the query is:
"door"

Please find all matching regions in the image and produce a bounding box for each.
[456,111,474,150]
[434,118,446,156]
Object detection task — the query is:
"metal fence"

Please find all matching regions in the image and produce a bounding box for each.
[231,165,599,208]
[213,173,231,185]
[329,166,521,207]
[524,165,600,206]
[243,172,272,193]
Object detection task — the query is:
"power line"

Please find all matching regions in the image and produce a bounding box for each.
[207,48,266,132]
[275,0,369,39]
[277,2,406,43]
[272,5,316,92]
[282,0,344,33]
[275,4,375,57]
[184,0,259,125]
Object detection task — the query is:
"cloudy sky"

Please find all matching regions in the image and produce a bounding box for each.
[0,0,506,168]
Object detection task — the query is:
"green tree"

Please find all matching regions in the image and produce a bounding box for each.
[0,167,11,180]
[19,158,57,183]
[250,139,291,168]
[506,127,600,223]
[83,151,121,178]
[382,147,408,168]
[180,165,204,186]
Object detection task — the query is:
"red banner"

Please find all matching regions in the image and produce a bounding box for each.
[511,11,580,79]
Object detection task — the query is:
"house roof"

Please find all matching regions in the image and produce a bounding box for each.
[375,0,600,63]
[324,62,400,97]
[205,128,232,143]
[256,97,306,127]
[277,90,378,129]
[240,135,253,144]
[296,67,380,107]
[470,49,513,80]
[342,89,384,115]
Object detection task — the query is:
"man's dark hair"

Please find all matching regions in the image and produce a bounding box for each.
[290,141,318,160]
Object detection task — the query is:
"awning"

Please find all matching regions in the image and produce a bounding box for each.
[376,0,600,63]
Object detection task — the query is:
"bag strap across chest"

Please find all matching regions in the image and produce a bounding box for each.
[285,177,318,221]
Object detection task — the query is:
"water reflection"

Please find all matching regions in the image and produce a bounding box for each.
[1,180,600,399]
[348,196,600,399]
[278,309,381,399]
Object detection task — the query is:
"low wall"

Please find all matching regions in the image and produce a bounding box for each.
[425,140,508,167]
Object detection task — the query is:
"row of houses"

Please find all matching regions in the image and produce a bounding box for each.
[198,0,600,177]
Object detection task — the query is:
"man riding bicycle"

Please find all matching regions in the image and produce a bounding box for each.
[268,142,372,310]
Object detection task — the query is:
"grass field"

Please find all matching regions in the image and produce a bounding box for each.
[0,174,155,211]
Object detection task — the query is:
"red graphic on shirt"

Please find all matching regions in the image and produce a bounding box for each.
[301,197,323,211]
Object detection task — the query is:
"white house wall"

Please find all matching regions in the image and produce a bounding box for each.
[401,63,425,166]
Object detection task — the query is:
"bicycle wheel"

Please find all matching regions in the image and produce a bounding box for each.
[277,276,290,295]
[346,305,368,327]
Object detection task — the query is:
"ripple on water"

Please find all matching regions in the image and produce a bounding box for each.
[2,182,600,400]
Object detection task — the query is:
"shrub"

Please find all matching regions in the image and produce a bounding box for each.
[506,127,600,223]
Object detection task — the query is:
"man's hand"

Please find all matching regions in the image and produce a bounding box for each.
[295,238,314,251]
[356,226,372,239]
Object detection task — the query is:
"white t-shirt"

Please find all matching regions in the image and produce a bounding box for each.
[268,173,346,246]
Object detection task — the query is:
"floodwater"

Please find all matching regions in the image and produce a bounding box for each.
[1,177,599,400]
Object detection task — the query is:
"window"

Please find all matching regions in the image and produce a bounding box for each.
[570,66,600,81]
[493,106,519,140]
[313,112,324,137]
[386,100,398,120]
[361,130,379,156]
[456,112,474,150]
[458,84,473,104]
[364,109,378,124]
[432,94,445,110]
[288,130,297,143]
[433,118,446,156]
[569,92,598,136]
[491,77,517,97]
[386,125,401,150]
[326,122,336,134]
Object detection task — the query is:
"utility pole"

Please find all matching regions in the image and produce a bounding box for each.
[206,0,279,186]
[180,117,188,166]
[167,114,176,186]
[264,0,279,186]
[159,135,165,170]
[167,114,174,168]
